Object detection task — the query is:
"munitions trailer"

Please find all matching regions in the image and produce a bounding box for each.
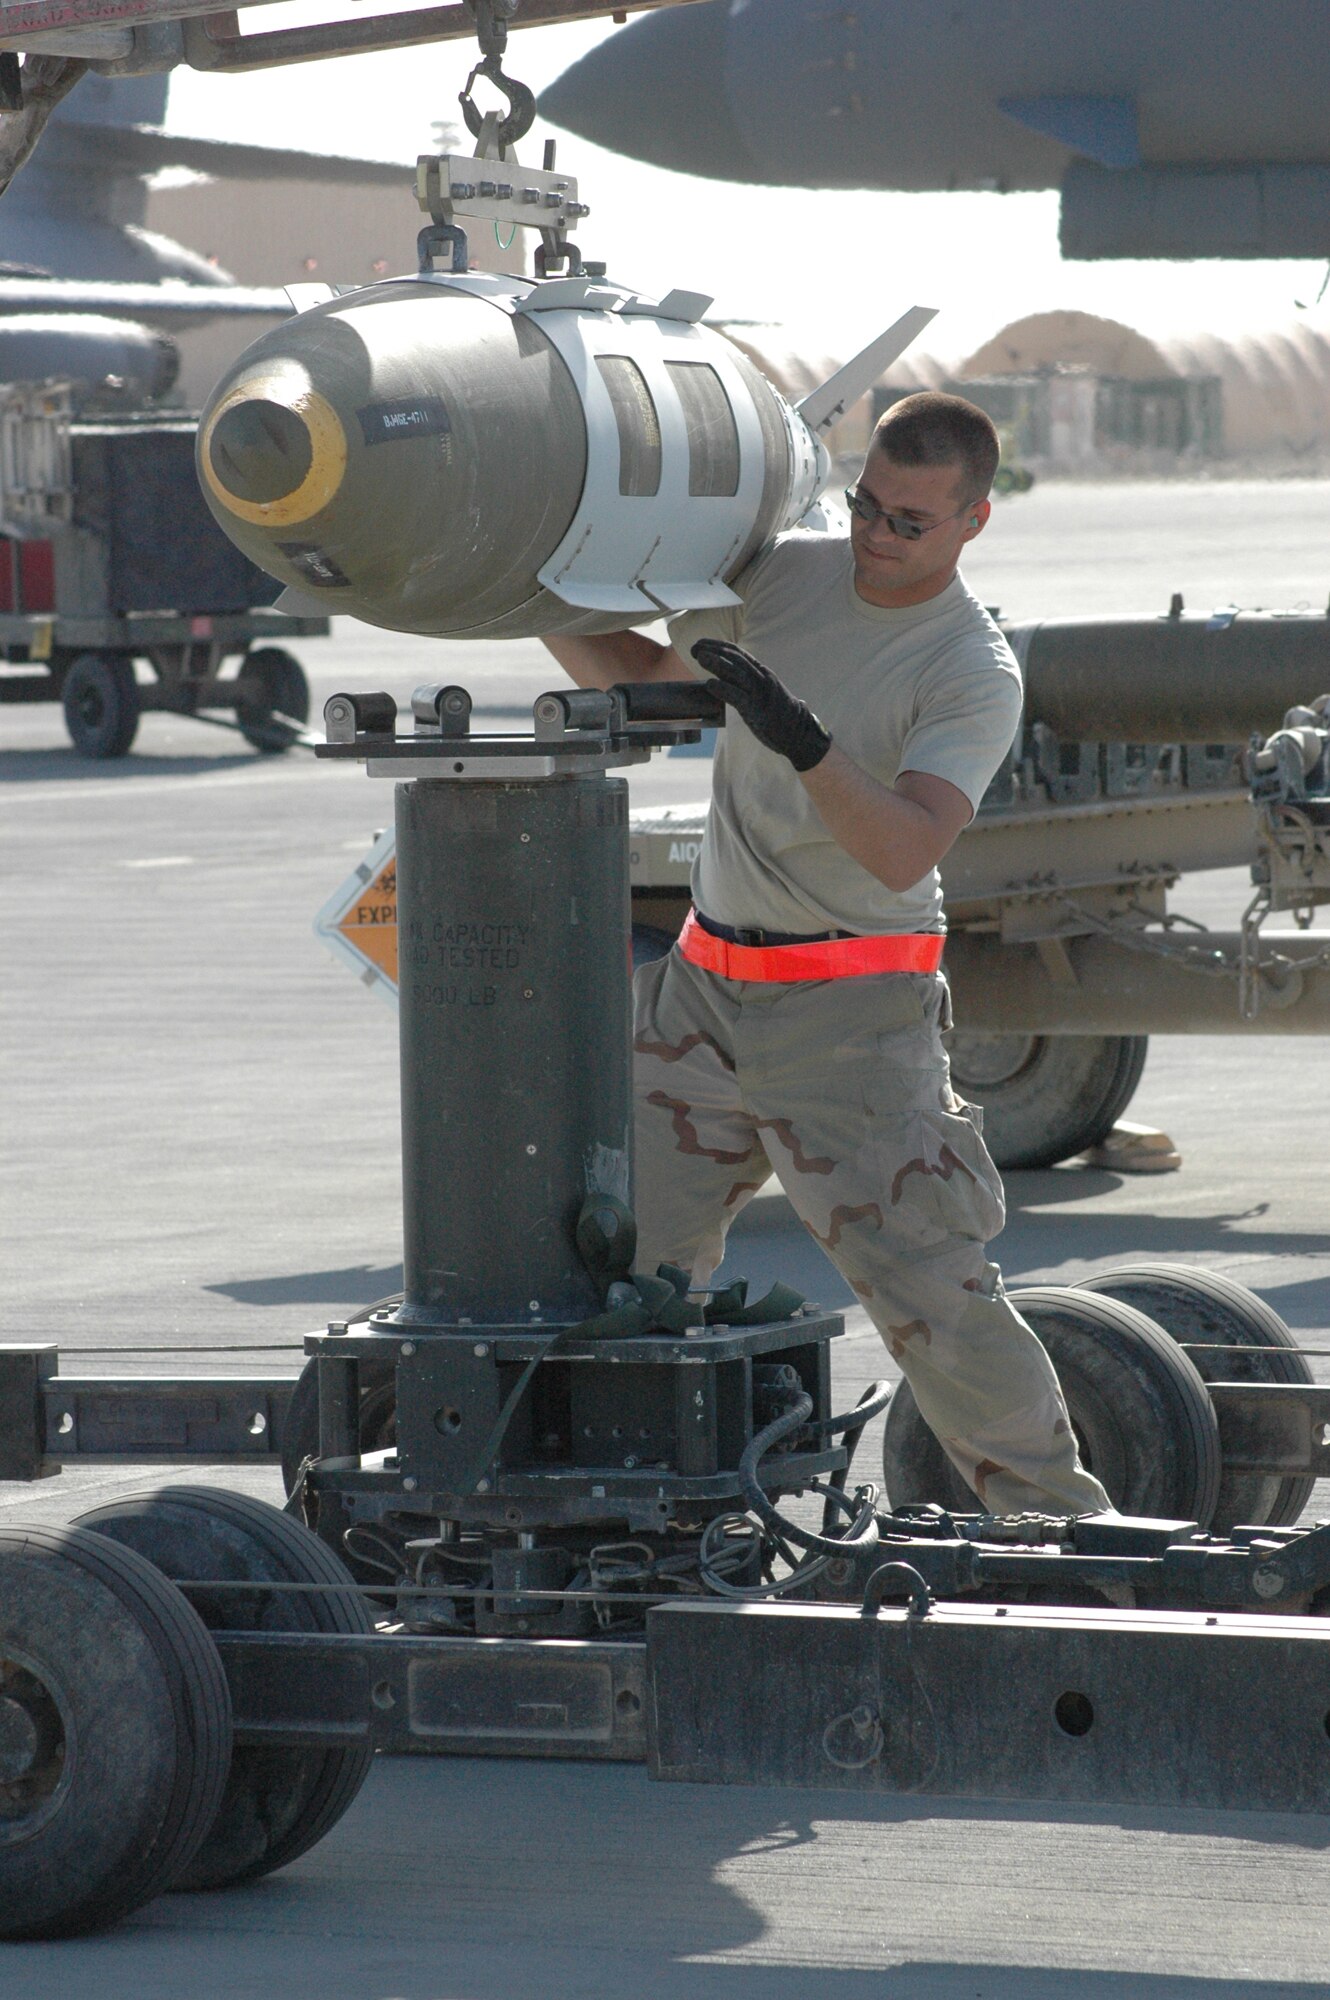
[0,402,326,757]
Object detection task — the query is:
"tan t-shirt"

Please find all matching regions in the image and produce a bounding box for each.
[668,527,1022,936]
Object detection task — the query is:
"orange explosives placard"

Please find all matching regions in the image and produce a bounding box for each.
[314,829,399,1000]
[316,804,710,1004]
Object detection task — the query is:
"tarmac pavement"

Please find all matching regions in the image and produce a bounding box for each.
[5,480,1330,1995]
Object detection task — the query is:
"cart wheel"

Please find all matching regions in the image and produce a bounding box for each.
[946,1032,1148,1169]
[0,1523,232,1940]
[61,652,140,759]
[234,646,309,754]
[74,1486,374,1892]
[1077,1264,1314,1530]
[882,1285,1222,1525]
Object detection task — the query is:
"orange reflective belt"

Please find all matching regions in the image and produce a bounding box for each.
[677,909,945,983]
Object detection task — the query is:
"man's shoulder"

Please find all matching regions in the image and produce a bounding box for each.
[667,523,846,657]
[766,521,852,572]
[736,521,851,598]
[930,581,1022,681]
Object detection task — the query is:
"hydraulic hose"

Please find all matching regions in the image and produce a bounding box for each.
[739,1393,879,1560]
[697,1511,835,1600]
[806,1378,894,1439]
[819,1378,891,1534]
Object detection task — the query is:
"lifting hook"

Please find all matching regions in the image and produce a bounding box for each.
[459,0,536,150]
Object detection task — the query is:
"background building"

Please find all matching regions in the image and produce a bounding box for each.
[724,308,1330,475]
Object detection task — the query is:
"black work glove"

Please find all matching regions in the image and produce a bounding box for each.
[691,639,832,773]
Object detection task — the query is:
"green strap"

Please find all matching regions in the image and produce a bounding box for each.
[575,1195,637,1280]
[573,1300,656,1341]
[708,1280,807,1326]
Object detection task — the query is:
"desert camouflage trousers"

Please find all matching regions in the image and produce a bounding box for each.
[632,948,1111,1518]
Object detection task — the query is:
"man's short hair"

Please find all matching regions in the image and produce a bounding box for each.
[870,391,1000,500]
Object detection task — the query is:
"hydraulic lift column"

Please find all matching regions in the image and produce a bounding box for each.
[396,774,631,1330]
[293,683,849,1545]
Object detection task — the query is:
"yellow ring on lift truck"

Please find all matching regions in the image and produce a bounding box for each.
[199,371,348,529]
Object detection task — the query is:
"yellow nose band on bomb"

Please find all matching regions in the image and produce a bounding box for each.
[200,368,348,529]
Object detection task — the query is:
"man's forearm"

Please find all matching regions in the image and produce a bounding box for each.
[543,631,690,690]
[799,747,970,893]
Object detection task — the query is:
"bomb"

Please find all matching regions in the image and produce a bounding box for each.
[196,271,931,639]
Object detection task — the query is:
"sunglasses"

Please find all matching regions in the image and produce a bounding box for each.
[844,486,975,541]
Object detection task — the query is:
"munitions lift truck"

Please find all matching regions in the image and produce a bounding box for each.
[7,678,1330,1939]
[0,388,325,757]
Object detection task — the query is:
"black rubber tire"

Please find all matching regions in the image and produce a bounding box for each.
[881,1285,1222,1525]
[234,646,309,754]
[631,922,676,971]
[280,1356,397,1499]
[946,1032,1149,1169]
[1077,1263,1314,1530]
[61,651,140,759]
[0,1522,232,1939]
[74,1486,374,1892]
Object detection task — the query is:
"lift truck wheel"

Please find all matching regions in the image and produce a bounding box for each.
[881,1287,1222,1525]
[1077,1263,1315,1530]
[61,651,140,759]
[73,1485,374,1891]
[0,1523,232,1940]
[946,1032,1148,1170]
[234,646,310,754]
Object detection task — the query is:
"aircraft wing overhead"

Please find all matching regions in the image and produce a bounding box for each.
[543,0,746,181]
[541,0,1330,258]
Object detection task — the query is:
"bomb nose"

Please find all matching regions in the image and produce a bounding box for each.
[199,369,348,527]
[208,398,312,504]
